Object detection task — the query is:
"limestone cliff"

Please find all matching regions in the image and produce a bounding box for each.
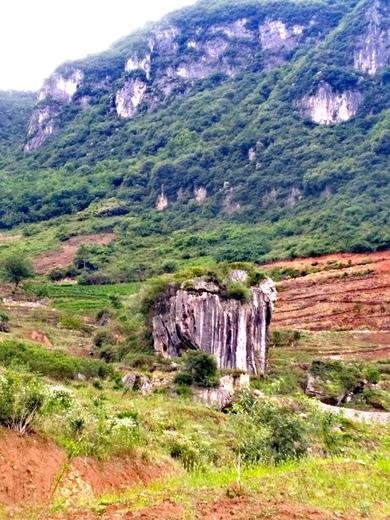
[298,81,363,125]
[25,69,84,151]
[24,5,331,151]
[353,0,390,75]
[152,277,277,376]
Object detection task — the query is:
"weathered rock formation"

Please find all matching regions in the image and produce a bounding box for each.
[353,0,390,76]
[193,373,250,410]
[152,277,277,375]
[25,4,336,151]
[298,82,362,125]
[25,70,84,151]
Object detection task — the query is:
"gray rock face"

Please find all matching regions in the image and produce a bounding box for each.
[298,81,362,125]
[115,78,147,118]
[25,11,326,150]
[194,374,250,410]
[152,278,277,375]
[353,0,390,76]
[25,69,83,151]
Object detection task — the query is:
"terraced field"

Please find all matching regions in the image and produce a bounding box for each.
[263,251,390,332]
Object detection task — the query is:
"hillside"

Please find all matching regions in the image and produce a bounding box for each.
[0,3,389,517]
[0,91,34,158]
[0,0,388,264]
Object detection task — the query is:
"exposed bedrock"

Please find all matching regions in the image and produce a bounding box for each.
[152,277,277,375]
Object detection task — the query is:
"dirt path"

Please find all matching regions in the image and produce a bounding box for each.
[316,402,390,425]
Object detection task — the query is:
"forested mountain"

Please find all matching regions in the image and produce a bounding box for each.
[0,0,389,266]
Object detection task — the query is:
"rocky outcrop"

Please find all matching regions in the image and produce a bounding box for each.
[116,78,147,118]
[353,0,390,76]
[259,19,306,69]
[25,69,83,151]
[194,187,207,204]
[152,277,277,376]
[25,106,58,152]
[37,70,84,103]
[125,54,152,80]
[156,192,169,211]
[26,6,331,150]
[316,402,390,425]
[298,82,362,125]
[194,374,250,410]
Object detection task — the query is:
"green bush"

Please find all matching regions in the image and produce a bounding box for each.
[270,330,302,348]
[225,281,251,303]
[1,253,34,291]
[0,340,114,380]
[0,311,10,333]
[0,369,45,434]
[232,393,308,465]
[174,351,219,388]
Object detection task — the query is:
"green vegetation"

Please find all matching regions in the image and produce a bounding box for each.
[174,351,219,388]
[1,253,34,292]
[0,0,387,271]
[0,368,45,434]
[0,340,114,380]
[0,1,388,515]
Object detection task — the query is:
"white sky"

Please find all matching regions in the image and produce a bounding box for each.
[0,0,196,91]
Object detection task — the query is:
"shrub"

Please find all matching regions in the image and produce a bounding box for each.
[78,272,113,285]
[60,313,84,331]
[93,330,115,348]
[232,393,308,465]
[0,369,45,434]
[270,330,302,347]
[125,352,158,371]
[95,308,113,325]
[49,268,67,282]
[225,281,251,303]
[1,253,34,292]
[0,311,10,333]
[175,351,219,388]
[310,360,377,401]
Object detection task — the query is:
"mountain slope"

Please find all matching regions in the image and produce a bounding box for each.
[0,91,34,159]
[0,0,388,266]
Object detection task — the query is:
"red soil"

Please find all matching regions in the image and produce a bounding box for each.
[54,495,345,519]
[34,233,115,274]
[0,428,170,515]
[0,429,65,509]
[262,251,390,332]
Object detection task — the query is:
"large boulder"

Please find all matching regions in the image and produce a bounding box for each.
[193,374,250,410]
[152,277,276,375]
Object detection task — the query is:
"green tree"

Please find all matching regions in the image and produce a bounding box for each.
[1,254,34,293]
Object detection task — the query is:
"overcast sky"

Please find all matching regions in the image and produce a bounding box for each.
[0,0,196,91]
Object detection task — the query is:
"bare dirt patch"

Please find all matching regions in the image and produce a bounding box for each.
[60,456,171,504]
[196,495,343,520]
[34,233,115,275]
[0,234,21,243]
[26,329,53,347]
[0,428,65,510]
[62,495,345,519]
